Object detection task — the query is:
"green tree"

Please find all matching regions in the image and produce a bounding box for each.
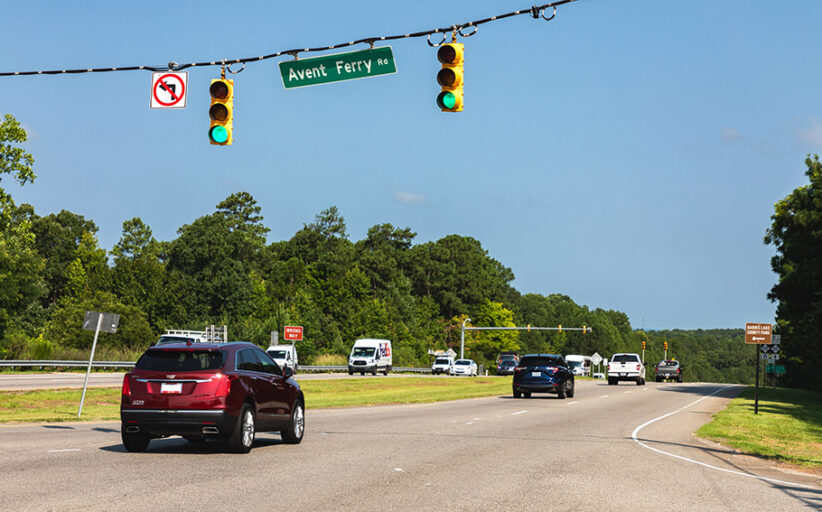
[765,155,822,392]
[0,113,35,186]
[464,300,520,368]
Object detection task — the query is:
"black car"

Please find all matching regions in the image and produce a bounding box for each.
[512,354,575,399]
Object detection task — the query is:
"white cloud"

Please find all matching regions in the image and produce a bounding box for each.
[795,119,822,148]
[394,191,425,204]
[720,127,742,143]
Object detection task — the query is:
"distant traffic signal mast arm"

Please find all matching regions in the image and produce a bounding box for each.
[0,1,578,77]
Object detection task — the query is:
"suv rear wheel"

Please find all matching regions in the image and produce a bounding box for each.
[567,380,575,398]
[227,403,255,453]
[121,428,150,452]
[281,400,305,444]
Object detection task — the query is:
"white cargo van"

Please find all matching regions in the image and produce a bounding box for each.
[266,344,298,373]
[348,338,392,375]
[564,355,592,376]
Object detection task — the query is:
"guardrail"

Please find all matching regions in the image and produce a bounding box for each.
[0,360,433,373]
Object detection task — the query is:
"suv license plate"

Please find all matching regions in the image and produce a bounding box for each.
[161,382,182,394]
[619,373,626,377]
[532,371,541,377]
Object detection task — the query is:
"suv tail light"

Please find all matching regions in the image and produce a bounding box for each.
[214,374,233,397]
[121,374,131,397]
[636,364,641,371]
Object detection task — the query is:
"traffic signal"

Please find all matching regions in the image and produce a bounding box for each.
[209,78,234,145]
[664,342,668,351]
[436,43,464,112]
[642,341,646,350]
[558,324,562,333]
[582,325,587,334]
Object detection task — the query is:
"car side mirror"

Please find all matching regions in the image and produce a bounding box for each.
[282,366,294,379]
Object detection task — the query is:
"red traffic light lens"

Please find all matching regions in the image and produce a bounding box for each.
[210,80,230,100]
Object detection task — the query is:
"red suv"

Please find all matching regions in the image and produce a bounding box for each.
[121,341,304,453]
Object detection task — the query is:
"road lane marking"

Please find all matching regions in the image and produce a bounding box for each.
[511,410,528,416]
[47,449,80,453]
[472,417,481,421]
[631,386,815,490]
[624,391,631,394]
[567,401,578,405]
[600,395,609,398]
[466,422,474,425]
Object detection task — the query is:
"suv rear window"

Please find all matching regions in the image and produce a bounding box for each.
[519,356,563,367]
[136,350,224,371]
[612,354,640,363]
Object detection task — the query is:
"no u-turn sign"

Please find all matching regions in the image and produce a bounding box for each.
[150,71,188,109]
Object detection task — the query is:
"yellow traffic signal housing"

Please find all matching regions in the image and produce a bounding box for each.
[664,342,668,351]
[436,43,464,112]
[209,78,234,145]
[558,324,562,333]
[642,341,646,350]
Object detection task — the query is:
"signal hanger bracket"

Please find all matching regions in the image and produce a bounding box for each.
[167,61,178,71]
[457,24,478,38]
[531,5,557,21]
[427,31,447,48]
[226,61,245,74]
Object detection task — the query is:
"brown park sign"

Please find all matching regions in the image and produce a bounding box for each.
[745,323,772,344]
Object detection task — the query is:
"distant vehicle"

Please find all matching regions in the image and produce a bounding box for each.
[513,354,575,399]
[155,326,227,345]
[564,354,592,376]
[654,360,683,382]
[348,338,392,376]
[121,341,304,453]
[431,356,454,375]
[592,372,606,380]
[450,359,478,376]
[266,344,298,373]
[607,353,646,385]
[496,351,519,375]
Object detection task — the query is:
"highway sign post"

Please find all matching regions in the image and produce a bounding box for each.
[78,311,120,417]
[746,322,772,414]
[279,47,397,89]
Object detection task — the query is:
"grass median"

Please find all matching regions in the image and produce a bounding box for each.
[0,376,512,423]
[696,386,822,469]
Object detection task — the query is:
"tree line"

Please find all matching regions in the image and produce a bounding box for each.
[0,113,767,381]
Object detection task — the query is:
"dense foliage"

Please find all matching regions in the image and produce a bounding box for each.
[765,155,822,393]
[0,115,760,382]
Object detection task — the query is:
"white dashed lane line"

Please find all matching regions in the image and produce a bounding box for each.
[600,395,609,398]
[567,401,579,405]
[511,410,528,416]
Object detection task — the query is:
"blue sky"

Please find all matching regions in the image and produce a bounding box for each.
[3,0,820,330]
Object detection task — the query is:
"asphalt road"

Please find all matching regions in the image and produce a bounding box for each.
[0,371,453,390]
[1,381,819,511]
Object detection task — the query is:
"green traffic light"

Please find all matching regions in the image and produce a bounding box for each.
[209,125,229,144]
[437,91,456,110]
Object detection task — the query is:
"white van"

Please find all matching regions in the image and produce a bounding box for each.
[348,338,392,375]
[266,344,298,373]
[565,355,592,376]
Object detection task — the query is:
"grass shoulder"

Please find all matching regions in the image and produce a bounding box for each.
[696,386,822,469]
[0,376,512,423]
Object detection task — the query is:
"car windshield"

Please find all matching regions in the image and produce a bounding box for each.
[612,354,639,363]
[519,356,562,367]
[567,361,583,368]
[658,360,678,367]
[352,347,375,357]
[455,360,471,365]
[434,358,450,364]
[156,335,196,344]
[136,350,223,371]
[500,355,516,361]
[268,350,287,359]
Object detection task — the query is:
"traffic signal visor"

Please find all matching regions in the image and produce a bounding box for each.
[436,43,464,112]
[209,78,234,145]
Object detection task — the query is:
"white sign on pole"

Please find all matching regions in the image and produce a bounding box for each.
[150,72,188,109]
[591,352,602,366]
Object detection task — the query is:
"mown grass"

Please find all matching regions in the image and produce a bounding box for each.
[0,376,511,423]
[697,386,822,468]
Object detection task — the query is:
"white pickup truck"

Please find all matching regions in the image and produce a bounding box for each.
[607,353,646,385]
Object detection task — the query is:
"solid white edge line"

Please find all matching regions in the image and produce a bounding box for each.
[631,386,815,490]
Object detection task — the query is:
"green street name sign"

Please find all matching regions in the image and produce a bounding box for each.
[766,364,786,374]
[279,47,397,89]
